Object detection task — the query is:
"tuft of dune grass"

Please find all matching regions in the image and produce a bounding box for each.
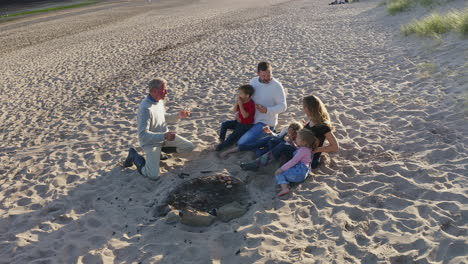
[417,62,438,78]
[386,0,440,15]
[388,0,412,15]
[402,9,468,37]
[457,10,468,35]
[419,0,435,8]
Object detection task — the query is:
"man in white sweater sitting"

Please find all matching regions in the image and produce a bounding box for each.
[123,78,195,180]
[220,62,287,158]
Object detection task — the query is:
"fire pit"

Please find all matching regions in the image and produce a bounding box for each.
[163,174,250,226]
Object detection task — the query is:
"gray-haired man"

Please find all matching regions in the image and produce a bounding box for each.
[123,78,195,180]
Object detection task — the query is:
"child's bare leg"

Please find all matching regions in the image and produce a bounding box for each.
[277,184,290,196]
[219,146,238,159]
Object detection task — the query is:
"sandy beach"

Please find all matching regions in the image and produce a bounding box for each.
[0,0,467,263]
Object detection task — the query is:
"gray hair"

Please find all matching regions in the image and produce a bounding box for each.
[148,78,166,93]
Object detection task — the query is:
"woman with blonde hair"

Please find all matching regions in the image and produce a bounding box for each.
[302,95,339,168]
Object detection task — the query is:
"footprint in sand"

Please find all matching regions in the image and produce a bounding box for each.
[88,235,107,246]
[82,254,104,264]
[304,245,325,256]
[34,184,49,194]
[62,244,79,262]
[66,175,80,184]
[53,215,73,224]
[16,197,32,206]
[87,218,102,228]
[355,234,370,246]
[302,229,313,236]
[30,203,42,210]
[39,223,52,231]
[297,207,309,219]
[99,153,113,162]
[246,237,263,248]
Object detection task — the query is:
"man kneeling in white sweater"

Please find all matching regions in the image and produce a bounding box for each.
[123,78,195,180]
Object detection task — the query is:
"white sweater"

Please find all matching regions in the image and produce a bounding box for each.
[250,77,287,127]
[137,95,178,148]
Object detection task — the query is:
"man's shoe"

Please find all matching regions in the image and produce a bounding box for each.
[311,157,321,169]
[161,146,177,154]
[123,148,137,167]
[240,161,259,171]
[133,153,146,174]
[160,153,169,161]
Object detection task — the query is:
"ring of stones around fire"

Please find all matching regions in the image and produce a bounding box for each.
[156,175,250,226]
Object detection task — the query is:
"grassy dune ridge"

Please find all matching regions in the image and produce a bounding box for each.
[402,9,468,37]
[380,0,468,38]
[386,0,442,15]
[0,0,97,18]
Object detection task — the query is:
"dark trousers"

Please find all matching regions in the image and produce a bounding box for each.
[271,141,297,161]
[272,144,321,168]
[311,153,322,169]
[255,137,284,157]
[217,120,253,151]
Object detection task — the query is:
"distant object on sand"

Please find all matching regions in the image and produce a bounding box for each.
[329,0,349,5]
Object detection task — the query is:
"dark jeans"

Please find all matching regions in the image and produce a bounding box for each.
[311,153,322,169]
[271,141,296,161]
[217,120,253,151]
[255,137,284,157]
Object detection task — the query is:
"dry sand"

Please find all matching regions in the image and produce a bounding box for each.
[0,0,467,263]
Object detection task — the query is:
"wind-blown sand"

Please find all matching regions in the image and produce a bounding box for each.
[0,0,467,263]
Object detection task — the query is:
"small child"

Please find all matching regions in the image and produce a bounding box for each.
[257,121,303,157]
[216,84,255,151]
[240,121,303,171]
[275,129,319,197]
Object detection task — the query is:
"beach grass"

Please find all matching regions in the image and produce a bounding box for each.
[388,0,412,15]
[417,62,438,78]
[419,0,435,8]
[402,9,468,37]
[458,10,468,35]
[418,62,437,71]
[387,0,442,15]
[0,0,97,19]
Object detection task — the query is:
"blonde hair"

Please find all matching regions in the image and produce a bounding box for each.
[303,95,334,131]
[298,129,319,150]
[288,121,303,132]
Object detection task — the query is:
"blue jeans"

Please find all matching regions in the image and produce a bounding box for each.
[271,141,296,161]
[217,120,253,151]
[276,162,309,185]
[237,123,274,151]
[254,136,283,157]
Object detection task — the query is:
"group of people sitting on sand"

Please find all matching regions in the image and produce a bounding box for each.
[123,61,339,197]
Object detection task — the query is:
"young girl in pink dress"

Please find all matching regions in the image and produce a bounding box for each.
[275,129,319,196]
